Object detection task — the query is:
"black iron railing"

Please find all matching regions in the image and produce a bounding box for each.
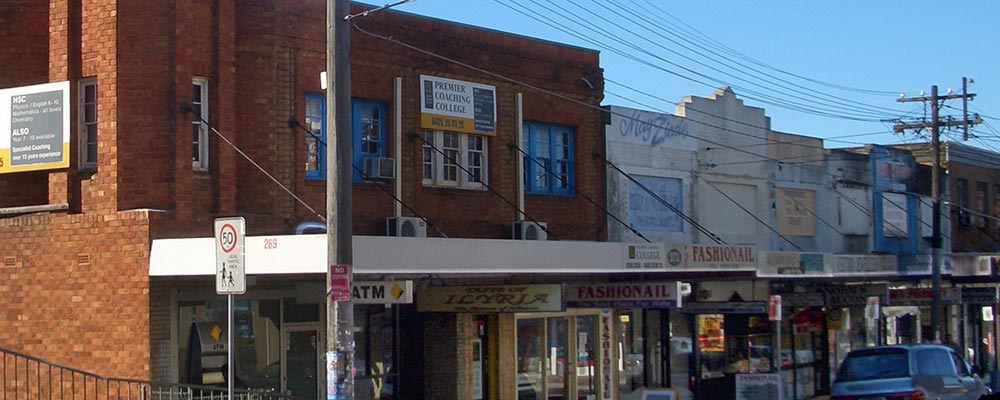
[1,348,298,400]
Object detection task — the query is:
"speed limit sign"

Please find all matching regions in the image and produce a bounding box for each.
[215,217,246,295]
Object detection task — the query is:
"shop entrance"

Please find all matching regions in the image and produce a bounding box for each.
[690,312,774,399]
[516,311,601,400]
[282,323,320,399]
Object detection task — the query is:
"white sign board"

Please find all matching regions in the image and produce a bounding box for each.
[0,81,71,174]
[215,217,246,294]
[419,75,496,135]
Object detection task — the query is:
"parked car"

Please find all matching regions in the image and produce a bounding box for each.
[831,344,989,400]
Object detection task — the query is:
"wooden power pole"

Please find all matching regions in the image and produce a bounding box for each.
[327,0,354,398]
[894,80,981,343]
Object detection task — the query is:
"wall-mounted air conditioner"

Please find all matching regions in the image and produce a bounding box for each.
[363,157,395,180]
[387,217,426,238]
[512,220,547,240]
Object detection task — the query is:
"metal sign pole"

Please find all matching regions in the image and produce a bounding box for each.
[228,293,233,399]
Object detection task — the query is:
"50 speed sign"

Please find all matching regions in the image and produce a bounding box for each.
[215,217,246,295]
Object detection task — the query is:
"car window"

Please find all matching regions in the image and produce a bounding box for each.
[952,352,971,376]
[916,348,957,377]
[837,349,909,382]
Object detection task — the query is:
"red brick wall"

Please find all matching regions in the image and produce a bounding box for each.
[0,1,49,208]
[235,2,607,239]
[947,161,1000,252]
[0,1,48,87]
[0,212,152,380]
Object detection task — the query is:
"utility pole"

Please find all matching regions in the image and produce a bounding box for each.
[895,81,981,343]
[326,0,353,399]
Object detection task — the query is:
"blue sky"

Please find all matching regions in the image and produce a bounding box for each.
[392,0,999,150]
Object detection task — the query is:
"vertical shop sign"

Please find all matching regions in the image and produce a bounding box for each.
[599,310,615,400]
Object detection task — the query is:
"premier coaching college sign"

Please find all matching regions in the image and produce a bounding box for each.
[419,75,496,136]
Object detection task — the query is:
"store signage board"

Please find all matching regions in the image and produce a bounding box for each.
[823,283,887,306]
[352,281,413,304]
[566,281,681,308]
[214,217,246,295]
[681,301,767,314]
[889,287,961,306]
[664,244,756,271]
[757,251,832,277]
[417,284,563,313]
[832,254,897,277]
[624,243,667,270]
[735,374,780,400]
[419,75,496,135]
[0,81,71,174]
[962,287,999,304]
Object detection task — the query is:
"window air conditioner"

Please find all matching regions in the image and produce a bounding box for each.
[363,157,395,180]
[959,210,971,226]
[386,217,426,238]
[512,220,548,240]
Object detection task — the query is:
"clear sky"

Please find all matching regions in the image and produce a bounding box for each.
[388,0,999,151]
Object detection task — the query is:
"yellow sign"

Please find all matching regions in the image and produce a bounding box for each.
[417,284,562,312]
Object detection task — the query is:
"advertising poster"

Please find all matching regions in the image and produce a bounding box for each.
[1,81,71,174]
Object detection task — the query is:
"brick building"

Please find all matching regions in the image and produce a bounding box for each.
[1,1,626,399]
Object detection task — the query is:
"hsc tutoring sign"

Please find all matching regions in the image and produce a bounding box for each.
[419,75,496,135]
[0,81,70,174]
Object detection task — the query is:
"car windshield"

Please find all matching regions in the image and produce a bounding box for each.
[836,348,909,382]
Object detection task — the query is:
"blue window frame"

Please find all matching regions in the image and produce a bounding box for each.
[305,93,325,180]
[523,121,575,195]
[304,96,387,182]
[353,99,387,181]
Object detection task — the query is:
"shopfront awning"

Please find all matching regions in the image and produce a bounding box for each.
[149,234,634,276]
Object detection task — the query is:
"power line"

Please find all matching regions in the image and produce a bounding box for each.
[181,102,326,222]
[352,20,931,251]
[288,117,450,238]
[632,0,902,97]
[494,0,901,122]
[585,0,907,117]
[510,143,651,243]
[410,132,559,240]
[595,154,725,244]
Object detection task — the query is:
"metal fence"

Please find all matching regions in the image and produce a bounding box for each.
[2,348,298,400]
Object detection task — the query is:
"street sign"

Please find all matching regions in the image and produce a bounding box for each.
[215,217,246,295]
[768,295,782,321]
[329,264,351,301]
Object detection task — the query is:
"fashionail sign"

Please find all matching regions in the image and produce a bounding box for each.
[665,244,757,271]
[416,284,563,313]
[566,281,682,308]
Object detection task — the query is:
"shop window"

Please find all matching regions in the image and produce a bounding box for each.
[303,96,388,182]
[177,299,281,391]
[957,178,970,225]
[192,77,209,171]
[79,78,98,169]
[517,312,601,399]
[522,121,574,195]
[422,131,487,189]
[977,181,988,228]
[305,93,324,180]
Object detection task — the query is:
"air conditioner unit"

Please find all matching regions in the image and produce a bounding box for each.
[959,210,972,226]
[387,217,426,238]
[363,157,395,180]
[512,220,548,240]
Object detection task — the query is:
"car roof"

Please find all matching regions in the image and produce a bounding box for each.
[847,344,952,355]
